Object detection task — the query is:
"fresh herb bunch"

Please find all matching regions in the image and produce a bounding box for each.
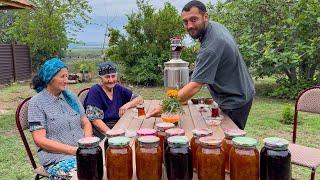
[161,89,184,114]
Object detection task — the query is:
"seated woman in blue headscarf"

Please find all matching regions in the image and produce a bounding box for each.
[84,61,143,138]
[28,58,92,179]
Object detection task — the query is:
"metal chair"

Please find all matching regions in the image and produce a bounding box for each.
[77,87,90,105]
[15,97,49,179]
[288,86,320,180]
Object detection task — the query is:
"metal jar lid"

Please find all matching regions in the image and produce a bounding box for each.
[108,136,130,146]
[192,128,213,137]
[232,137,257,148]
[106,129,125,138]
[199,136,222,147]
[167,135,189,145]
[137,128,157,136]
[78,137,100,148]
[155,122,175,131]
[224,128,246,137]
[138,135,160,144]
[263,137,289,149]
[165,128,185,136]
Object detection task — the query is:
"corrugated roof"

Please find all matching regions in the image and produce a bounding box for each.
[0,0,34,10]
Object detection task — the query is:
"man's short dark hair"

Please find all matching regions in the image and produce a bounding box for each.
[182,0,207,14]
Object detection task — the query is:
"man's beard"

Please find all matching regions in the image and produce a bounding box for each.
[189,24,206,40]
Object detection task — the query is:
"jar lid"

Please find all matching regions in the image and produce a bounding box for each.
[137,128,157,136]
[192,128,213,137]
[165,128,185,136]
[224,128,246,137]
[263,137,289,149]
[108,136,130,146]
[199,136,222,146]
[78,137,100,148]
[167,136,188,145]
[106,129,125,137]
[232,137,257,148]
[138,135,160,144]
[155,122,175,131]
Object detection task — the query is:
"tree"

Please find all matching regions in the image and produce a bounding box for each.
[106,0,196,86]
[0,11,15,44]
[7,0,92,70]
[209,0,320,99]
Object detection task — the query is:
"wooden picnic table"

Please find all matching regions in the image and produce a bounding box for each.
[72,100,239,180]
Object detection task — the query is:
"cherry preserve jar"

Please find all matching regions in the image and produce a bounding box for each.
[197,136,225,180]
[76,137,103,180]
[260,137,291,180]
[136,135,162,180]
[155,122,175,162]
[190,128,212,172]
[106,136,132,180]
[166,136,193,180]
[230,137,259,180]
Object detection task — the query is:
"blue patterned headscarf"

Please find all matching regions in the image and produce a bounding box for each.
[36,58,80,113]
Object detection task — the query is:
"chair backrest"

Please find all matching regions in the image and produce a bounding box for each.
[15,97,38,169]
[293,86,320,143]
[77,87,90,106]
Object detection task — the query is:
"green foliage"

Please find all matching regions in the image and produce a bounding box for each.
[280,104,294,125]
[106,0,196,85]
[0,11,15,43]
[209,0,320,98]
[72,59,96,73]
[7,0,92,71]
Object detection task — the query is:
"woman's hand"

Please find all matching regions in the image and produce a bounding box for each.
[119,104,130,117]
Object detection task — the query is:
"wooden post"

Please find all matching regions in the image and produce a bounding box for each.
[11,43,16,82]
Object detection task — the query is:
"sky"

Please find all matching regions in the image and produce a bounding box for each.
[74,0,215,45]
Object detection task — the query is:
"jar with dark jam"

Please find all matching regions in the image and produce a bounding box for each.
[166,136,193,180]
[164,128,185,163]
[136,135,162,180]
[190,128,212,172]
[155,122,175,161]
[260,137,291,180]
[197,136,225,180]
[222,128,246,172]
[135,128,157,149]
[106,136,132,180]
[76,137,103,180]
[230,137,259,180]
[104,129,125,152]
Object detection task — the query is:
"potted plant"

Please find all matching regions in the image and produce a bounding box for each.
[161,89,184,125]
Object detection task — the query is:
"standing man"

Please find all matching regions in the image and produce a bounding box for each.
[147,0,255,130]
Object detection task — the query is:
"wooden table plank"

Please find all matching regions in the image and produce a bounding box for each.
[180,105,195,140]
[140,100,157,129]
[188,101,209,129]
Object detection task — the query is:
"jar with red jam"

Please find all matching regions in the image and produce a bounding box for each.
[104,129,125,152]
[136,135,162,180]
[230,137,259,180]
[166,136,193,180]
[260,137,291,180]
[190,128,212,172]
[135,128,157,149]
[197,136,225,180]
[222,128,246,172]
[106,136,132,180]
[155,122,175,161]
[76,137,103,180]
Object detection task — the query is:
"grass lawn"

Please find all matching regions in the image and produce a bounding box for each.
[0,79,319,179]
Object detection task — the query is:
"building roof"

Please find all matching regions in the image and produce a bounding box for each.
[0,0,34,10]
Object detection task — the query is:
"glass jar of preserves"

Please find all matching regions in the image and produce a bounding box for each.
[230,137,259,180]
[191,128,212,172]
[136,135,162,180]
[197,136,225,180]
[164,128,185,159]
[222,128,246,172]
[166,136,193,180]
[76,137,103,180]
[135,128,157,149]
[106,136,132,180]
[260,137,291,180]
[155,122,175,160]
[104,129,125,152]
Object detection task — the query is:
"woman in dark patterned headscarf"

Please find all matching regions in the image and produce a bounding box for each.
[28,58,92,179]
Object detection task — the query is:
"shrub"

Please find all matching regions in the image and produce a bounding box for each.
[280,104,294,125]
